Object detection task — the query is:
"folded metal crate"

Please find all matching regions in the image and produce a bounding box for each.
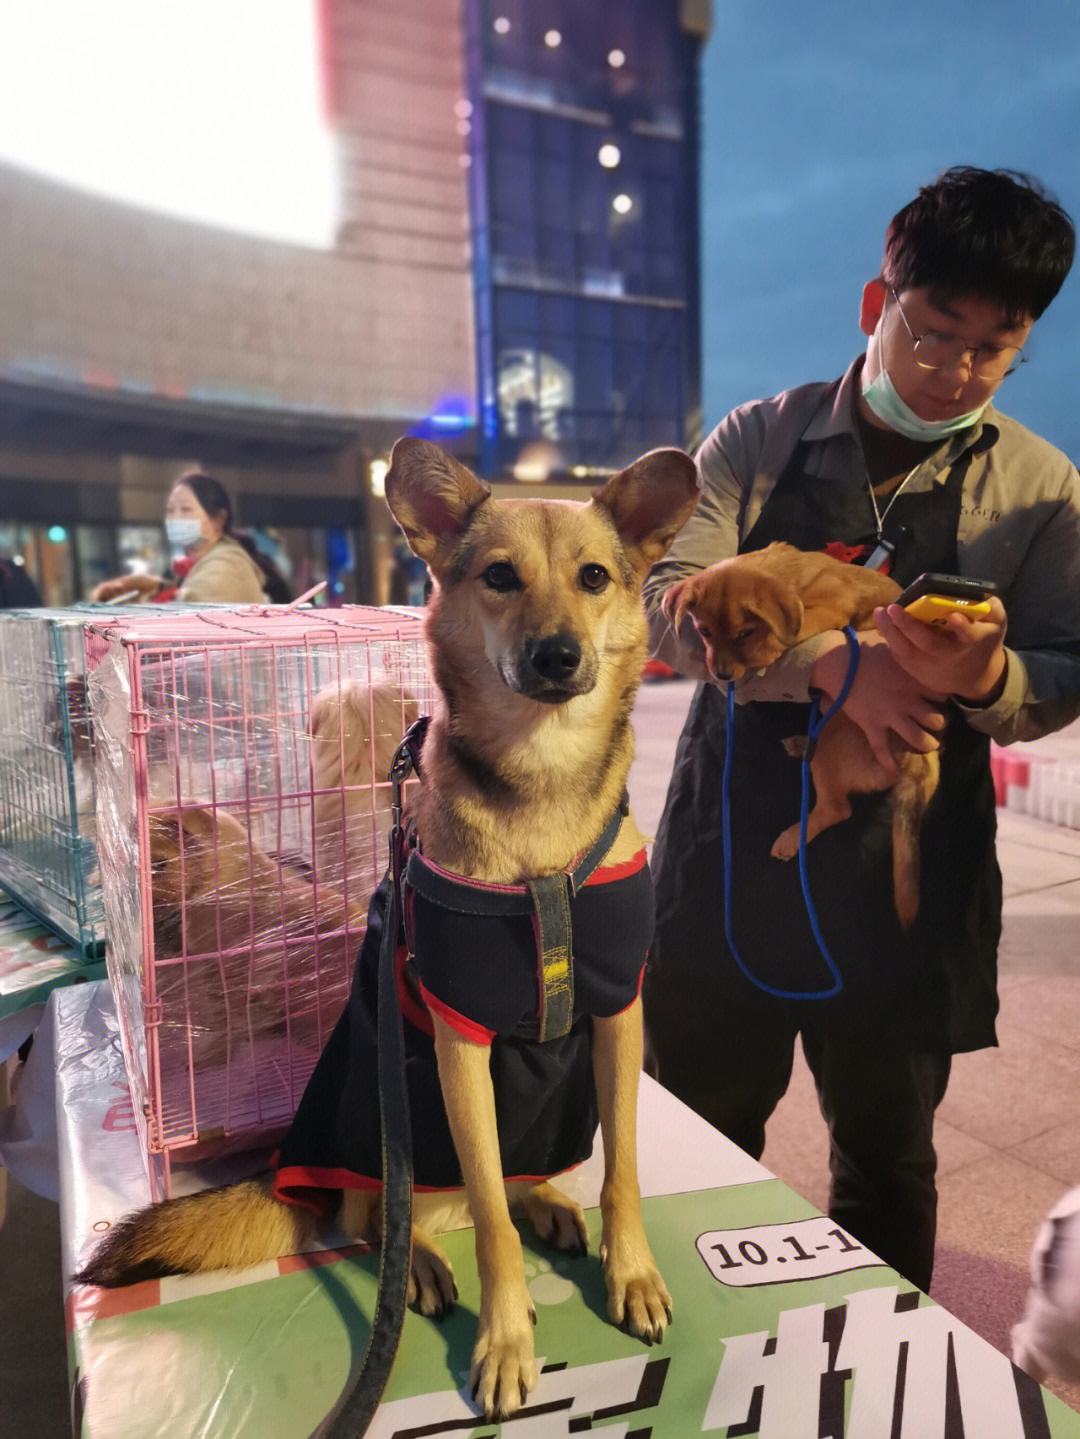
[0,603,232,956]
[85,605,432,1198]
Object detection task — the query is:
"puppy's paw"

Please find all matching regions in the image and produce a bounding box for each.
[660,576,689,623]
[660,574,704,634]
[780,735,809,760]
[518,1182,588,1257]
[600,1235,672,1346]
[770,826,801,861]
[470,1290,539,1420]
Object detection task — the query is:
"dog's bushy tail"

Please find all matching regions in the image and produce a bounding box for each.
[74,1177,318,1288]
[891,751,940,929]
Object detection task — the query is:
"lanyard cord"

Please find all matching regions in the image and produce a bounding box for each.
[721,627,861,1000]
[866,463,920,541]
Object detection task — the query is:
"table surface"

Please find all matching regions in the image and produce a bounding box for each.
[0,897,104,1060]
[53,981,1080,1439]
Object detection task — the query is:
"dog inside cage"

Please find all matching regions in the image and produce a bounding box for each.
[85,607,431,1195]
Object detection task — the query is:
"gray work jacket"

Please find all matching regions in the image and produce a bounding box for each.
[645,358,1080,744]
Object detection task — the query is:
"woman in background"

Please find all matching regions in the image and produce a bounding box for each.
[92,472,291,605]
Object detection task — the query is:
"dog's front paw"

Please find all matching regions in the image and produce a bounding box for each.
[770,825,800,861]
[519,1181,588,1256]
[407,1229,457,1319]
[600,1235,672,1345]
[471,1288,539,1420]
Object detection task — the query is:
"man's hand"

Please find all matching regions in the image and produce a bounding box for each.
[873,596,1008,706]
[811,630,946,780]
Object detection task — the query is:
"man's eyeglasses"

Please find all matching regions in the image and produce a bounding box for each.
[890,289,1028,382]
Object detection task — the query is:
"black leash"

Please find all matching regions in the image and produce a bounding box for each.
[315,717,428,1438]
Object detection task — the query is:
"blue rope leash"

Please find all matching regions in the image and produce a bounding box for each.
[721,626,861,1000]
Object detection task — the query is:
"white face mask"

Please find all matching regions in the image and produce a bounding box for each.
[860,364,989,442]
[165,517,204,552]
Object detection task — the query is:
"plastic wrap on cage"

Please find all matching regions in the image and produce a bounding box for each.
[85,605,433,1198]
[0,603,236,956]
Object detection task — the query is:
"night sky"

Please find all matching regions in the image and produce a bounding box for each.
[699,0,1080,460]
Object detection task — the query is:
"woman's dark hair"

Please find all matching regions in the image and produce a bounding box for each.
[883,167,1075,323]
[177,471,293,604]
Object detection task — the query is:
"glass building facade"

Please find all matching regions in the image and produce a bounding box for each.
[463,0,709,479]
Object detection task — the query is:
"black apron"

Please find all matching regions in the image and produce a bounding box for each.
[646,404,1001,1054]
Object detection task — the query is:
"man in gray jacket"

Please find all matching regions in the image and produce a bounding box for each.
[643,167,1080,1293]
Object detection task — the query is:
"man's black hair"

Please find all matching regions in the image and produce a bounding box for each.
[883,166,1075,323]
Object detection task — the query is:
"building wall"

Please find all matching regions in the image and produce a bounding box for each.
[0,0,476,425]
[464,0,707,478]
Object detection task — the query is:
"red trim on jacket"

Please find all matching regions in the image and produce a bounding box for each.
[609,963,646,1016]
[418,981,496,1046]
[395,944,434,1037]
[274,1160,584,1208]
[584,848,647,886]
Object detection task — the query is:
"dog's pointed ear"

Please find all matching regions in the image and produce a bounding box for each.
[590,449,699,576]
[385,438,491,569]
[747,585,804,646]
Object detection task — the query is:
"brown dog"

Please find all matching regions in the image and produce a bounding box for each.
[662,541,940,927]
[78,440,700,1422]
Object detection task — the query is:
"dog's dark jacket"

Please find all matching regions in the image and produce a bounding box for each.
[275,846,653,1207]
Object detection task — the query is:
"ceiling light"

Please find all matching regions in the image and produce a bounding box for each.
[598,143,621,169]
[608,49,626,68]
[369,459,389,497]
[493,16,510,34]
[612,193,633,215]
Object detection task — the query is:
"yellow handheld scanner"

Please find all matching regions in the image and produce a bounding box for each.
[897,572,998,626]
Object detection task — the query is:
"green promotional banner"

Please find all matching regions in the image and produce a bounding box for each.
[70,1179,1080,1437]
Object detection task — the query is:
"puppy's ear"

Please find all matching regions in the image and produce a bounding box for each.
[385,438,491,570]
[591,449,699,577]
[748,583,804,646]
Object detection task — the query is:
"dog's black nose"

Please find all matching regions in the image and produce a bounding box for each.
[526,633,581,681]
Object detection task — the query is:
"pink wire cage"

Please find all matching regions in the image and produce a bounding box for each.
[85,605,433,1199]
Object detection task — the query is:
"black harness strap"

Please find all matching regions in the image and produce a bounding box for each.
[529,873,575,1042]
[316,717,428,1439]
[404,793,628,1043]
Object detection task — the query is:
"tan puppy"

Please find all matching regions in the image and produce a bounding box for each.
[309,679,420,897]
[662,541,939,927]
[78,440,700,1422]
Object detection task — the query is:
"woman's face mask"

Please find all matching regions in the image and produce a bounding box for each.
[165,484,214,553]
[165,516,205,551]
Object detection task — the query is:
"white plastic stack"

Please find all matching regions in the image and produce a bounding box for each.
[990,746,1080,830]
